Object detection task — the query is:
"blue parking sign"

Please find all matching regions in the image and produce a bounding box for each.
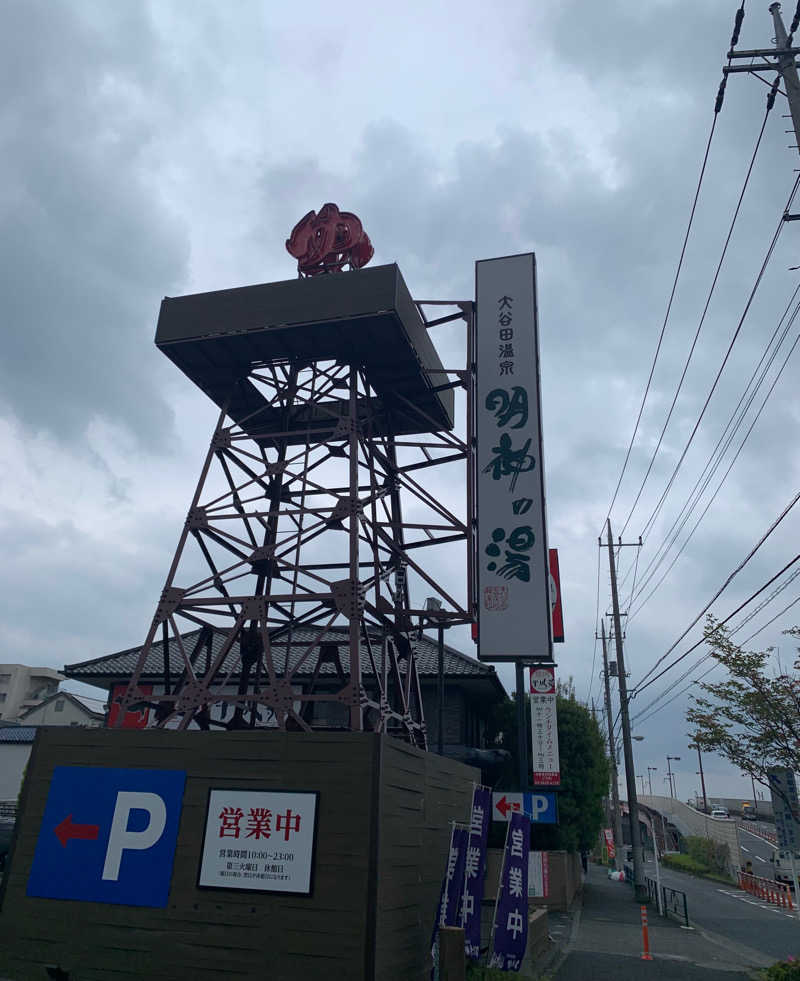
[27,766,186,907]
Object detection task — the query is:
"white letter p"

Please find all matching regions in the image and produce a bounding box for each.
[102,791,167,881]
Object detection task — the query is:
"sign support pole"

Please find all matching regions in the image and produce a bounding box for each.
[515,661,529,792]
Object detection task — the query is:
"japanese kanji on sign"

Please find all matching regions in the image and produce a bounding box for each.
[198,789,318,895]
[475,253,551,662]
[489,810,530,971]
[462,786,491,961]
[529,665,560,787]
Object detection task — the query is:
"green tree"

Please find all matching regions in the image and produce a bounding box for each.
[486,682,609,853]
[685,616,800,786]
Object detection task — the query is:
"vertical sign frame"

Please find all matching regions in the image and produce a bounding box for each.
[529,665,561,787]
[475,253,551,662]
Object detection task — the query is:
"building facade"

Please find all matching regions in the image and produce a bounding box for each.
[0,666,64,722]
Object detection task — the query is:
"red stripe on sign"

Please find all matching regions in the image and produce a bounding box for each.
[549,549,564,642]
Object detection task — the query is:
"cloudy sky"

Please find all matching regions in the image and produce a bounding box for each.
[2,0,799,799]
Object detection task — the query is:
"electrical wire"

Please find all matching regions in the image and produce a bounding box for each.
[633,547,800,699]
[638,170,800,543]
[628,291,800,621]
[630,279,800,603]
[617,93,776,539]
[603,0,744,530]
[601,113,721,527]
[632,562,800,723]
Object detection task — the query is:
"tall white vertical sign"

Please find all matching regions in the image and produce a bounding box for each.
[529,665,560,787]
[475,254,551,661]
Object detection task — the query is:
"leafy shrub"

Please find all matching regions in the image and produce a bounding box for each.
[681,836,730,876]
[466,965,512,980]
[760,957,800,980]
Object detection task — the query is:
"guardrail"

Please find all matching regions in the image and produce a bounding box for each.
[644,876,690,927]
[740,821,777,845]
[0,803,16,820]
[662,884,689,927]
[739,871,793,908]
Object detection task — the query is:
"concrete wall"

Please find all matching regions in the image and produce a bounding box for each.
[639,794,742,875]
[0,728,476,981]
[0,744,31,802]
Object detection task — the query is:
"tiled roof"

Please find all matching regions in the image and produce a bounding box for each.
[0,727,37,744]
[65,625,505,695]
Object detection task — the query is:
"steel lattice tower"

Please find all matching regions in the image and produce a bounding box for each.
[113,262,476,746]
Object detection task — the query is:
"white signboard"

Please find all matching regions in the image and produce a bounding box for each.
[476,253,551,661]
[528,851,550,898]
[492,792,525,821]
[198,788,318,894]
[767,767,800,852]
[530,666,560,787]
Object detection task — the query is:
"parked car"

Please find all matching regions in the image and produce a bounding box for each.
[710,806,729,819]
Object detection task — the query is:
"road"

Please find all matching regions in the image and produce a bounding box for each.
[738,824,776,872]
[645,855,800,964]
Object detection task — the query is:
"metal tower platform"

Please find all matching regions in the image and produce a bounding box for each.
[156,264,455,442]
[113,261,475,745]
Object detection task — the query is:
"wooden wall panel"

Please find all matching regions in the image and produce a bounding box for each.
[374,739,477,981]
[0,728,476,980]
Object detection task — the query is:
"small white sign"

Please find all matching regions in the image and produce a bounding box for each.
[198,789,318,895]
[528,851,549,897]
[530,666,560,787]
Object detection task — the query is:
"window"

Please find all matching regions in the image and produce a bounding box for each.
[0,674,10,685]
[54,699,64,712]
[0,693,6,703]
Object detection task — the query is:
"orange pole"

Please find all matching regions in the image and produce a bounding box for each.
[640,906,653,961]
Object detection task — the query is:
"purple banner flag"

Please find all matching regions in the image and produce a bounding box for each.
[489,810,530,972]
[462,786,491,960]
[430,824,469,978]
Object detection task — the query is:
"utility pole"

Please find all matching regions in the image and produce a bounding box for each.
[721,4,800,156]
[604,519,646,901]
[647,766,657,796]
[770,3,800,152]
[601,621,624,872]
[690,738,708,813]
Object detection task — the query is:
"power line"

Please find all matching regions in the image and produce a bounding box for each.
[631,561,800,724]
[602,112,721,527]
[633,546,800,699]
[638,172,800,542]
[618,96,775,538]
[627,290,800,620]
[604,0,745,530]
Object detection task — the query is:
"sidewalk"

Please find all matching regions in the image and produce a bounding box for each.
[549,863,760,980]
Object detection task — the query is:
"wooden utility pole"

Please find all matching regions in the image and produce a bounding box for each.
[601,621,624,872]
[605,520,647,901]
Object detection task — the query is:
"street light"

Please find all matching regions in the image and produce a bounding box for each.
[637,774,646,795]
[647,766,657,795]
[666,756,681,798]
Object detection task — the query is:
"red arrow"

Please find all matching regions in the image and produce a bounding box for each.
[496,795,511,818]
[54,815,99,848]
